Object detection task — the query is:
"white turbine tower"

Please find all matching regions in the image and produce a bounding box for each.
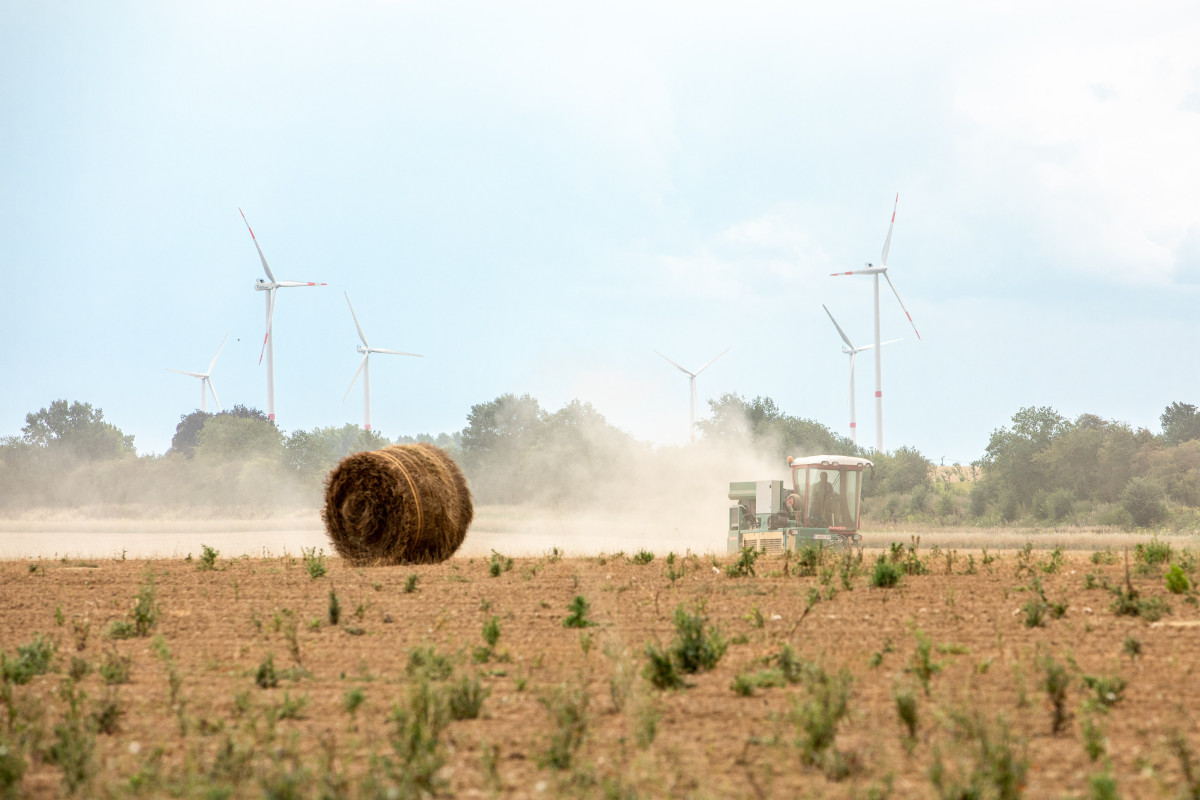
[239,209,326,423]
[167,333,229,413]
[830,194,920,452]
[822,305,899,446]
[343,292,422,431]
[654,347,730,443]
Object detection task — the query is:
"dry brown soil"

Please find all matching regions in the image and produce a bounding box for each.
[2,546,1199,798]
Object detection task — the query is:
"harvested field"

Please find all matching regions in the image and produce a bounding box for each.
[2,541,1200,798]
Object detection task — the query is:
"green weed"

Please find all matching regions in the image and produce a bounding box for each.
[0,635,56,685]
[631,550,654,565]
[563,596,597,629]
[198,544,219,571]
[537,682,589,770]
[726,546,759,578]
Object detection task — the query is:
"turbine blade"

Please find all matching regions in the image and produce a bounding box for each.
[239,208,276,283]
[167,369,206,378]
[208,378,222,413]
[654,350,695,377]
[881,193,898,266]
[345,292,370,348]
[343,354,368,401]
[693,347,730,376]
[371,348,422,357]
[883,272,921,340]
[822,304,855,349]
[277,281,326,287]
[856,338,901,353]
[207,332,230,375]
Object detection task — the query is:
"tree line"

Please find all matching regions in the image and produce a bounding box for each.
[2,396,1199,529]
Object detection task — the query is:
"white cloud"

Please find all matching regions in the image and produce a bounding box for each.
[954,30,1200,285]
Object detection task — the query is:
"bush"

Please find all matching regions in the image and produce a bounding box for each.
[871,556,902,588]
[1166,564,1191,594]
[1121,478,1167,527]
[0,635,56,685]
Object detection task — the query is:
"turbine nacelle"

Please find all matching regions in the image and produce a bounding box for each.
[254,279,273,291]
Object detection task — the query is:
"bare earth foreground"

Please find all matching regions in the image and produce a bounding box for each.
[2,544,1200,798]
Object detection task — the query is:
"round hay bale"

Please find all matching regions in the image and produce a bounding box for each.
[322,443,473,565]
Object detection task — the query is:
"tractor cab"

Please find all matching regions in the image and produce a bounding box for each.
[727,455,873,554]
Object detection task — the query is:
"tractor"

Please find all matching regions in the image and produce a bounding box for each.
[727,455,873,554]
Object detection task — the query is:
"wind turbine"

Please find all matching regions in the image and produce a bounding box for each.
[830,194,920,452]
[343,292,422,431]
[167,333,229,413]
[822,305,899,446]
[654,347,730,443]
[239,209,326,423]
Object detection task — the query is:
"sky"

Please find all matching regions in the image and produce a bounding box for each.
[3,1,1200,464]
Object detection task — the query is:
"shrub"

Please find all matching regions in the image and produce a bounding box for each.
[1166,563,1191,594]
[0,635,56,685]
[726,546,758,578]
[1121,478,1167,527]
[538,683,589,770]
[669,602,726,674]
[563,596,596,629]
[384,672,449,796]
[404,574,420,594]
[447,673,489,721]
[302,548,327,580]
[631,550,654,565]
[99,650,131,685]
[792,665,853,769]
[255,654,279,689]
[1038,654,1071,735]
[327,589,341,626]
[197,544,219,571]
[871,556,902,588]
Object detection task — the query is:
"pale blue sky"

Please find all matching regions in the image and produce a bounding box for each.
[3,1,1199,462]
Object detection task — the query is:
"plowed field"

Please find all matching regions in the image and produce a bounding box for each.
[2,543,1199,798]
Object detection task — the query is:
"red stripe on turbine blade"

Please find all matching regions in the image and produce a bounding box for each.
[875,391,882,397]
[850,422,856,428]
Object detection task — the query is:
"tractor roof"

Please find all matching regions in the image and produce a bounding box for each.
[788,455,874,468]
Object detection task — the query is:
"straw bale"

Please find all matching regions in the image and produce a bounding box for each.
[322,443,473,565]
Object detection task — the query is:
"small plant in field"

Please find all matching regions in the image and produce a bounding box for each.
[255,653,279,689]
[447,673,490,720]
[791,664,853,775]
[1171,734,1200,800]
[1083,572,1100,590]
[1081,713,1106,762]
[631,550,654,565]
[198,544,219,571]
[0,634,56,685]
[563,595,597,629]
[0,732,27,798]
[1122,637,1142,660]
[404,574,420,593]
[1086,770,1119,800]
[54,605,65,627]
[744,606,766,629]
[1038,653,1071,735]
[406,646,453,680]
[928,711,1027,800]
[907,630,942,696]
[902,536,928,576]
[343,687,366,718]
[68,656,90,681]
[643,643,684,690]
[274,691,309,720]
[1092,548,1118,565]
[1166,563,1191,594]
[731,669,786,696]
[302,548,327,579]
[871,555,903,588]
[1081,674,1126,710]
[46,679,95,795]
[71,618,89,652]
[474,617,502,663]
[99,649,131,685]
[1040,546,1065,574]
[1135,537,1172,569]
[537,682,589,771]
[108,576,159,640]
[1110,551,1172,621]
[488,550,514,577]
[383,671,449,796]
[726,546,758,578]
[603,642,635,712]
[669,602,726,674]
[328,589,341,626]
[91,692,123,735]
[893,686,919,752]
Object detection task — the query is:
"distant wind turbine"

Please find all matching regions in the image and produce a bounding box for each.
[167,333,229,413]
[654,348,730,443]
[830,194,920,452]
[239,209,326,423]
[822,305,899,447]
[343,292,422,431]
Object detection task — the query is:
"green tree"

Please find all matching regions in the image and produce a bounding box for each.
[194,415,283,462]
[170,405,271,457]
[866,446,932,497]
[21,400,135,460]
[285,424,389,483]
[697,394,856,459]
[1161,402,1200,446]
[976,406,1071,516]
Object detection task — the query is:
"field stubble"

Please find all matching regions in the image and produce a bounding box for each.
[2,536,1200,797]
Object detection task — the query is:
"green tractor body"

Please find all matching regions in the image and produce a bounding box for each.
[727,455,873,554]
